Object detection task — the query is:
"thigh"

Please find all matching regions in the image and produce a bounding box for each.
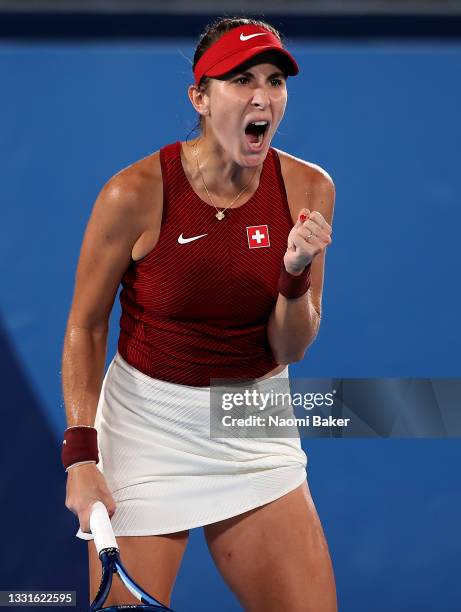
[203,482,337,612]
[88,530,189,607]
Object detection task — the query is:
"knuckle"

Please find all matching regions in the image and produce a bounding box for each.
[65,497,77,511]
[76,501,93,515]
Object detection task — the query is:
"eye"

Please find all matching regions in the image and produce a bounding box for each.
[234,76,249,85]
[270,78,284,87]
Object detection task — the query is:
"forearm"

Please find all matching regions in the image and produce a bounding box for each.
[61,322,108,428]
[267,290,320,365]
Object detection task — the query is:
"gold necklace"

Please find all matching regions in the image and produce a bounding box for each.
[192,140,258,221]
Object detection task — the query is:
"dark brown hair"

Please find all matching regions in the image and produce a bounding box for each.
[188,16,284,137]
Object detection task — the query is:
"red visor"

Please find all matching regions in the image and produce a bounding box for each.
[194,24,299,86]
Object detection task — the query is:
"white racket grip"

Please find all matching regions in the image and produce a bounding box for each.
[89,501,118,555]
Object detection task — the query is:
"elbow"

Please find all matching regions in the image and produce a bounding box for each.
[288,351,306,364]
[273,349,306,366]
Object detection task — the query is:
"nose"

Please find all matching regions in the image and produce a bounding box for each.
[251,85,270,109]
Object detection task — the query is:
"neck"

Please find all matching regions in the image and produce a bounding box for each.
[186,136,263,200]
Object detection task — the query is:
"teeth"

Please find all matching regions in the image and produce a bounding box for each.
[253,121,268,125]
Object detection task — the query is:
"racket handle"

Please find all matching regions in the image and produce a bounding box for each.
[89,501,118,555]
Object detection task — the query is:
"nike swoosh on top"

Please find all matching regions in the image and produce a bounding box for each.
[240,32,268,42]
[178,233,208,244]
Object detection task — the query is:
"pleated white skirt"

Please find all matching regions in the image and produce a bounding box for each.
[77,352,307,540]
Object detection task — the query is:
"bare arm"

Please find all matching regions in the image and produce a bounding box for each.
[62,174,151,429]
[62,170,160,530]
[268,171,335,364]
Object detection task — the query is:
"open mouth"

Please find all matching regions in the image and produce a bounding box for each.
[244,120,270,150]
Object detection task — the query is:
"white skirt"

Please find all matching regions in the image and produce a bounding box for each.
[77,352,307,539]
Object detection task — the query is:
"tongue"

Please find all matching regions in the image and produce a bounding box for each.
[246,131,260,144]
[245,131,263,146]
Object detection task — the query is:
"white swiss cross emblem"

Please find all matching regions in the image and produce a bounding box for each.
[246,225,270,249]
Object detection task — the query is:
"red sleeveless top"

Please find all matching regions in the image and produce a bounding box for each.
[117,141,294,386]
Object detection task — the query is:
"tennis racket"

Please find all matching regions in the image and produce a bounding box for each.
[88,501,174,611]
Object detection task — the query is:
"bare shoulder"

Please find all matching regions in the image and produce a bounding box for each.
[274,147,334,184]
[67,150,164,330]
[101,150,164,261]
[272,147,335,224]
[106,149,163,213]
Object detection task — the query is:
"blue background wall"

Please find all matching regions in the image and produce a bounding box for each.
[1,37,460,610]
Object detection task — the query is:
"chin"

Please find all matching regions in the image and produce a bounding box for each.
[238,141,271,167]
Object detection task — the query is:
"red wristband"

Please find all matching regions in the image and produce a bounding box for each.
[278,261,312,299]
[62,426,99,471]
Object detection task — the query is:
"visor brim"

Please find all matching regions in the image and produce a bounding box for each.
[204,45,299,79]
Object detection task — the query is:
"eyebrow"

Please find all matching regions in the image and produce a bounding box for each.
[234,70,286,79]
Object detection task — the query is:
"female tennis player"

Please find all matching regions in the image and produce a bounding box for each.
[62,16,336,612]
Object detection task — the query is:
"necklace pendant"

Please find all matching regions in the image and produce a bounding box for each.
[216,210,225,221]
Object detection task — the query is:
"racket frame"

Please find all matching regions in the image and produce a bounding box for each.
[88,501,174,612]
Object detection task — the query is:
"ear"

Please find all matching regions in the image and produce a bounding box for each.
[188,84,210,117]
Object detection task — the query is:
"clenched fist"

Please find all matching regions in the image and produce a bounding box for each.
[284,208,332,275]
